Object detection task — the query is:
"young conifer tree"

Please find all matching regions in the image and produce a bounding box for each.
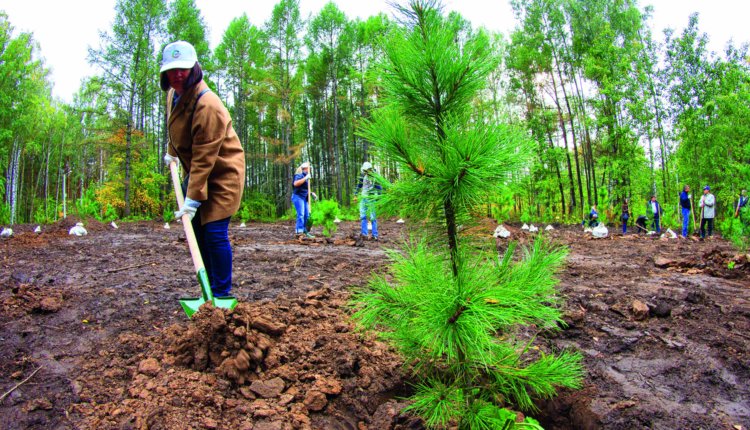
[352,1,583,428]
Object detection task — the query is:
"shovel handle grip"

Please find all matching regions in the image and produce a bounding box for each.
[169,161,205,275]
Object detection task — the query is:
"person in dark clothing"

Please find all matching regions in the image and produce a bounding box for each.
[679,185,692,238]
[621,198,630,234]
[588,206,599,227]
[636,215,648,233]
[735,189,748,221]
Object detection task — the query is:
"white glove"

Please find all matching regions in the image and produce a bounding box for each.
[175,197,201,221]
[311,192,319,201]
[688,194,692,199]
[164,153,179,166]
[305,173,312,181]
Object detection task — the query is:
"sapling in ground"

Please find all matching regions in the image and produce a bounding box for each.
[351,1,583,428]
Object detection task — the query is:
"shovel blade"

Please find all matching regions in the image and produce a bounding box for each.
[213,296,239,310]
[179,296,238,318]
[179,297,207,318]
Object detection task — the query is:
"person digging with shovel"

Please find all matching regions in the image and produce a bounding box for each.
[161,41,245,303]
[292,162,316,239]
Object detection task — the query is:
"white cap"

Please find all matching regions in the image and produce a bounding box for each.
[361,161,373,172]
[160,41,197,73]
[299,161,310,169]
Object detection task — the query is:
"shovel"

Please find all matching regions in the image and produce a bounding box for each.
[305,167,313,232]
[169,160,238,317]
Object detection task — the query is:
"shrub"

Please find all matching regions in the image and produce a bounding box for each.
[310,199,341,237]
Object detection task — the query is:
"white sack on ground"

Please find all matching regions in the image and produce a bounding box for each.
[592,224,608,238]
[1,227,12,238]
[69,223,88,236]
[529,225,539,233]
[493,224,511,238]
[521,223,529,230]
[545,225,554,231]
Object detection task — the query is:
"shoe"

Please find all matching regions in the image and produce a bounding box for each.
[305,232,315,239]
[372,236,379,241]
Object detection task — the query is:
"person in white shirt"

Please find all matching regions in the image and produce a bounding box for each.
[699,185,716,239]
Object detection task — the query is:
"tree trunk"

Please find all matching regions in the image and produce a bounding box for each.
[549,71,576,215]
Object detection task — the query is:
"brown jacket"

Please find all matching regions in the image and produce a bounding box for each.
[166,81,245,224]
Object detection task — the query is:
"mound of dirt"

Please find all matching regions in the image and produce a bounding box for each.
[72,288,411,430]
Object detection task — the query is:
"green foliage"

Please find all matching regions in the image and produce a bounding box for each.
[163,207,175,223]
[0,202,10,225]
[76,188,102,220]
[309,199,341,237]
[236,193,276,222]
[352,239,584,424]
[719,210,750,251]
[352,2,582,428]
[489,186,515,224]
[33,198,58,224]
[519,210,532,224]
[75,186,118,222]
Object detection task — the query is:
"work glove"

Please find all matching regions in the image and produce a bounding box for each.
[175,197,201,221]
[311,192,319,201]
[164,153,179,166]
[688,194,692,199]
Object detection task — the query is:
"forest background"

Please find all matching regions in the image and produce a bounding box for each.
[1,0,749,243]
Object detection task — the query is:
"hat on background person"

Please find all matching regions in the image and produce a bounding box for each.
[361,161,373,173]
[295,161,311,174]
[160,41,198,73]
[704,185,711,191]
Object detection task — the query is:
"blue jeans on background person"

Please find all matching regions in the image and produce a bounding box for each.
[622,217,627,234]
[681,208,690,237]
[652,215,661,233]
[291,194,309,234]
[191,215,233,297]
[360,198,378,238]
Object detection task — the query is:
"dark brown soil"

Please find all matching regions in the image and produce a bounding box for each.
[0,218,748,429]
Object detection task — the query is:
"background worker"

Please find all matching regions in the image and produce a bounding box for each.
[621,198,630,234]
[679,185,692,238]
[161,40,245,298]
[699,185,716,239]
[292,162,315,239]
[588,205,599,227]
[648,195,663,233]
[735,189,748,220]
[356,161,382,240]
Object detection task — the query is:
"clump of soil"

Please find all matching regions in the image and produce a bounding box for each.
[0,283,64,317]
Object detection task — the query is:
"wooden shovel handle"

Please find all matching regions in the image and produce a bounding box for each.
[169,161,205,273]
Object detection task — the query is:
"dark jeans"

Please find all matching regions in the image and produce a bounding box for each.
[700,217,714,238]
[192,215,233,297]
[652,215,661,233]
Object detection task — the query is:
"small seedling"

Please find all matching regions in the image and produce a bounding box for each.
[727,261,736,270]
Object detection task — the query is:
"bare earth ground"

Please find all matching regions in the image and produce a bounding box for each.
[0,218,748,429]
